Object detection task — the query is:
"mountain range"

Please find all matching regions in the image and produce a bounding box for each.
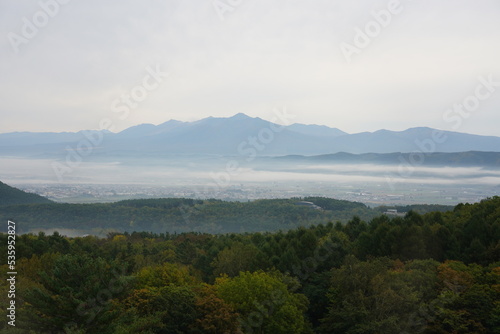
[1,113,499,157]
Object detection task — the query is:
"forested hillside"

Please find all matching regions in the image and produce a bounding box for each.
[0,197,376,234]
[1,197,498,333]
[0,181,52,206]
[0,195,455,235]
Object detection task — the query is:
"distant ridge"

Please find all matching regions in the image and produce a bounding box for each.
[275,151,500,167]
[0,181,53,206]
[1,114,500,157]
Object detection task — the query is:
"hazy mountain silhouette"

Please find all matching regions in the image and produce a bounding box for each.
[1,114,500,157]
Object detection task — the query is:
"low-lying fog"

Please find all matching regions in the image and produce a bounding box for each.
[1,156,499,206]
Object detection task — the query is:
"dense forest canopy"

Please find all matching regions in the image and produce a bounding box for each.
[0,196,499,333]
[0,196,454,235]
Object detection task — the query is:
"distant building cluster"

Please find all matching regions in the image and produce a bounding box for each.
[384,209,406,217]
[295,201,323,210]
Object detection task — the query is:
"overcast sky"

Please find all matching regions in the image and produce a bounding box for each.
[1,0,499,136]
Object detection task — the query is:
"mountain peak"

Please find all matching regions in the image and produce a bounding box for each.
[230,113,252,119]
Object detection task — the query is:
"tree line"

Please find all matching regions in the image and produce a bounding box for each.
[0,197,380,234]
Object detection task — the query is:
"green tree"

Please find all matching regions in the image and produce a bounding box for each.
[216,271,309,334]
[115,285,199,334]
[193,284,240,334]
[427,261,500,333]
[21,254,129,333]
[320,256,422,334]
[212,242,260,277]
[135,262,197,288]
